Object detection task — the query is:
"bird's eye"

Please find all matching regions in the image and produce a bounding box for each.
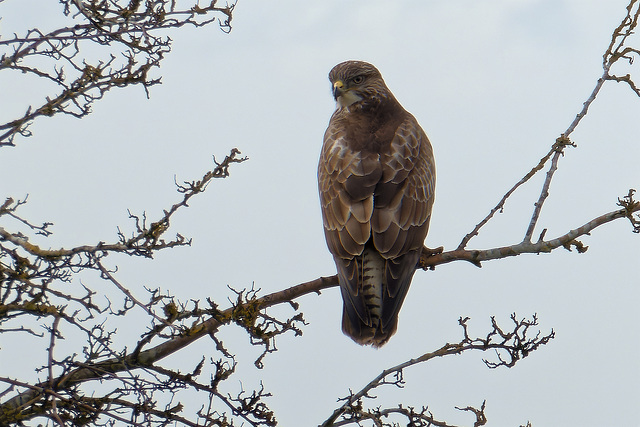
[352,75,365,84]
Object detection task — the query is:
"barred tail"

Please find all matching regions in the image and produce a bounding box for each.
[338,247,421,347]
[360,246,384,331]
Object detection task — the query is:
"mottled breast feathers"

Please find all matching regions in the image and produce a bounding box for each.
[318,60,436,347]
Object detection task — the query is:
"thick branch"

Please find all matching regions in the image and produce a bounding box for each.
[428,203,637,269]
[2,196,633,418]
[0,274,336,418]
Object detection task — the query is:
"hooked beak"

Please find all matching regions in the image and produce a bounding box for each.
[333,80,345,100]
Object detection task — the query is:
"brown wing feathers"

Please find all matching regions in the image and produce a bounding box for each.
[319,61,435,346]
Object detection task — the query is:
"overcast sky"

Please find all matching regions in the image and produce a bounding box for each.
[1,0,640,426]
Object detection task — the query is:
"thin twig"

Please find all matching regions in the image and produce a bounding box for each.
[96,260,177,330]
[457,138,574,250]
[524,0,640,241]
[460,0,640,247]
[47,317,64,426]
[522,137,570,242]
[322,315,550,426]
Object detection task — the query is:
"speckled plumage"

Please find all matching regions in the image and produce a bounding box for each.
[318,61,436,347]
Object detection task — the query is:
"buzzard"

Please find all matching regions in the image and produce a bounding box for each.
[318,61,436,347]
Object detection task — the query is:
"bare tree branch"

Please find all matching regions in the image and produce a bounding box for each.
[457,137,576,250]
[0,168,636,424]
[1,1,638,426]
[459,0,640,249]
[321,315,552,426]
[0,0,235,147]
[427,195,640,269]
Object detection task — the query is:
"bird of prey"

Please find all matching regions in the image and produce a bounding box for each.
[318,60,436,347]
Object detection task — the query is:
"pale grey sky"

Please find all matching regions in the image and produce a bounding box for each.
[1,1,639,425]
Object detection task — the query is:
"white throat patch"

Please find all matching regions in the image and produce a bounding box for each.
[336,91,363,108]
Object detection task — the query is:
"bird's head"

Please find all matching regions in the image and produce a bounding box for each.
[328,60,391,109]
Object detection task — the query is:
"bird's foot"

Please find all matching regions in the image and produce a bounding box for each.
[419,245,444,270]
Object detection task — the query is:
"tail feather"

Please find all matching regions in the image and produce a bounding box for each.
[338,246,420,347]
